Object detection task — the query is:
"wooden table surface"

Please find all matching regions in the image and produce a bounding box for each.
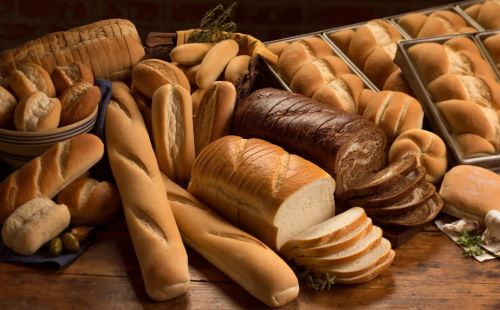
[1,214,499,310]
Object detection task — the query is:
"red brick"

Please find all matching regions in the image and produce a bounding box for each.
[19,0,87,21]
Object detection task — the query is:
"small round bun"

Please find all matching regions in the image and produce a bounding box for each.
[57,178,122,226]
[13,91,61,131]
[389,129,447,183]
[51,62,94,95]
[131,59,190,98]
[8,63,56,99]
[59,82,100,126]
[0,86,18,128]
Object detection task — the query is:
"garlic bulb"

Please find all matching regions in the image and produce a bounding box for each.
[442,219,479,234]
[482,210,500,245]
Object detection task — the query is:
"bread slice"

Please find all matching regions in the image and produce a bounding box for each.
[346,167,426,208]
[339,156,417,201]
[364,182,436,216]
[309,237,392,278]
[294,226,382,267]
[279,207,367,254]
[372,193,443,226]
[284,218,373,261]
[334,249,395,284]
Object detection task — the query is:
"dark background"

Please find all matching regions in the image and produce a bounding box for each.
[0,0,460,51]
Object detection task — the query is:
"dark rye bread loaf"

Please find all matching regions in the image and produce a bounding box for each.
[232,88,387,197]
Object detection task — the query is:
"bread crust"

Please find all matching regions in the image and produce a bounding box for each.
[132,59,190,98]
[170,43,213,66]
[51,62,94,95]
[59,82,100,126]
[196,39,239,89]
[13,91,61,131]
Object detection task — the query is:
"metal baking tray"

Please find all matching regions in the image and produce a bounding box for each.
[394,33,500,170]
[263,32,379,93]
[389,4,484,38]
[475,29,500,81]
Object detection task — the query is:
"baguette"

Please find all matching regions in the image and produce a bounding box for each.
[0,133,104,223]
[196,39,239,89]
[105,81,189,301]
[162,174,299,307]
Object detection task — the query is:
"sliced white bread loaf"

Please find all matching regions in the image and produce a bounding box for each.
[309,237,392,278]
[339,156,417,201]
[364,182,436,216]
[284,218,372,261]
[335,249,395,284]
[294,226,383,267]
[279,207,366,254]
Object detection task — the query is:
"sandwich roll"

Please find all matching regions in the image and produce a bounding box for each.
[196,39,239,89]
[311,73,364,114]
[193,81,236,155]
[439,165,500,226]
[59,82,100,126]
[13,91,61,131]
[152,84,195,185]
[8,63,56,99]
[169,43,214,66]
[1,198,70,256]
[162,174,299,307]
[0,133,104,223]
[0,85,17,128]
[131,59,190,98]
[51,62,94,95]
[106,81,189,301]
[56,178,122,226]
[225,55,251,84]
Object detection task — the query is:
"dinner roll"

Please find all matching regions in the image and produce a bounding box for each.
[131,59,190,98]
[59,82,100,126]
[13,91,61,131]
[51,62,94,95]
[8,63,56,99]
[0,85,17,128]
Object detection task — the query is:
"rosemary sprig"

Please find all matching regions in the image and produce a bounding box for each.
[457,229,484,257]
[187,2,238,44]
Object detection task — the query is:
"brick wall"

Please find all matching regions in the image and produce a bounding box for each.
[0,0,461,51]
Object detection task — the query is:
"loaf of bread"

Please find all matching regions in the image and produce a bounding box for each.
[51,62,94,95]
[0,133,104,223]
[8,63,56,99]
[0,19,144,82]
[187,135,336,252]
[363,91,424,143]
[232,88,387,198]
[311,74,364,114]
[266,41,290,58]
[0,85,18,128]
[152,84,195,185]
[162,174,299,307]
[196,39,239,89]
[484,33,500,71]
[131,59,190,98]
[56,178,122,226]
[329,20,401,90]
[464,1,500,30]
[1,198,70,256]
[105,81,189,301]
[13,91,61,131]
[382,69,414,97]
[59,82,100,126]
[388,129,448,183]
[398,10,476,38]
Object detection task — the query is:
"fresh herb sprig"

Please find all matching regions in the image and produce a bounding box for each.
[187,2,238,44]
[457,229,484,257]
[296,266,336,292]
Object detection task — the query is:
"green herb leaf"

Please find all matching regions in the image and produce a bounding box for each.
[187,2,239,44]
[458,229,484,257]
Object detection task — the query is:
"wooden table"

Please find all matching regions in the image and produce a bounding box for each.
[1,215,498,310]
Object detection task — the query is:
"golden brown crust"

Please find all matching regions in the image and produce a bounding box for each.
[8,63,56,99]
[196,39,239,89]
[131,59,190,98]
[0,86,18,128]
[383,69,414,97]
[51,62,94,95]
[13,91,61,131]
[329,29,355,53]
[59,82,100,126]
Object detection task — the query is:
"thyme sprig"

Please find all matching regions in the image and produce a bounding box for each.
[295,264,336,292]
[457,229,484,257]
[187,2,238,44]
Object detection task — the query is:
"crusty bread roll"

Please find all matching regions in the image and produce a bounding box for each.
[13,91,61,131]
[439,165,500,226]
[311,73,364,114]
[106,81,189,301]
[152,84,195,185]
[56,178,122,226]
[193,81,236,155]
[363,91,423,143]
[1,198,70,256]
[169,43,213,66]
[398,10,474,38]
[195,40,239,89]
[277,37,333,85]
[0,85,17,128]
[131,59,190,98]
[0,133,104,223]
[8,63,56,99]
[190,87,207,115]
[187,136,336,252]
[59,82,100,126]
[51,62,94,95]
[224,54,251,84]
[464,0,500,30]
[162,174,299,307]
[357,88,376,115]
[388,129,448,183]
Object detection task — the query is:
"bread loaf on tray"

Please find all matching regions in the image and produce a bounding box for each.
[464,0,500,30]
[398,10,476,38]
[187,135,336,252]
[232,88,387,198]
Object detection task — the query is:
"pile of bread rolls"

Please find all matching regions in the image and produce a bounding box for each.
[397,10,477,38]
[0,61,99,131]
[464,0,500,30]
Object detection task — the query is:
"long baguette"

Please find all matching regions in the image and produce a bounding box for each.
[105,81,189,301]
[162,174,299,307]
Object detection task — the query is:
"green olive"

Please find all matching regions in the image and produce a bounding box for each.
[49,238,63,256]
[63,233,81,253]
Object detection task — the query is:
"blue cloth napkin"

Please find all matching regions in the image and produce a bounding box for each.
[0,79,112,269]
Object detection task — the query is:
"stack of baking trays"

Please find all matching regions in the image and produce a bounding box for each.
[258,0,500,247]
